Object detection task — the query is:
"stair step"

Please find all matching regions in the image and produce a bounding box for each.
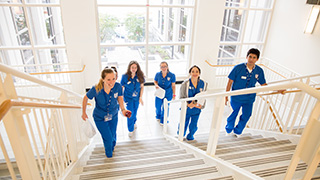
[234,154,293,168]
[94,138,169,150]
[127,166,218,180]
[208,176,234,180]
[87,149,186,165]
[90,145,180,159]
[253,163,320,178]
[218,144,296,160]
[83,153,195,172]
[187,135,263,147]
[79,159,205,180]
[215,139,292,155]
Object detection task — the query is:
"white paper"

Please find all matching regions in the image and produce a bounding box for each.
[82,119,96,138]
[154,87,165,99]
[195,92,207,106]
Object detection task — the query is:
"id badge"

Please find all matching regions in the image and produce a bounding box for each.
[132,91,138,97]
[104,114,112,122]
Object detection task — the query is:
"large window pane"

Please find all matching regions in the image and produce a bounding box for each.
[149,7,193,42]
[147,45,189,78]
[100,46,145,76]
[0,49,35,71]
[243,11,270,42]
[250,0,273,9]
[27,7,65,45]
[99,7,146,44]
[150,0,195,6]
[25,0,60,4]
[34,48,67,66]
[97,0,146,5]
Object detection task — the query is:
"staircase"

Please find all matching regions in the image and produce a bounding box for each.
[73,137,234,180]
[186,132,320,180]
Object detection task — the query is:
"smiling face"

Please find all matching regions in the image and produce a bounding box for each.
[160,62,168,73]
[130,64,138,74]
[246,53,259,66]
[190,67,200,79]
[103,72,116,89]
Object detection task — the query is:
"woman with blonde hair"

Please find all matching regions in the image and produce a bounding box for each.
[82,68,131,158]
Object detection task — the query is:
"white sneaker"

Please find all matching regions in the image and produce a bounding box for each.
[234,133,242,138]
[134,124,137,129]
[225,132,233,136]
[128,132,134,137]
[156,119,160,121]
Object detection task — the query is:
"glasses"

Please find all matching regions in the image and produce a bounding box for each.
[160,66,168,68]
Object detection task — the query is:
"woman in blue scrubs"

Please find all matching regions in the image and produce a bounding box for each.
[120,61,145,137]
[154,61,176,124]
[178,65,208,141]
[82,68,130,158]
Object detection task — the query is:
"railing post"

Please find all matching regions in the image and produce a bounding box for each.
[0,74,41,180]
[206,96,225,156]
[59,92,78,162]
[178,101,187,142]
[163,98,168,134]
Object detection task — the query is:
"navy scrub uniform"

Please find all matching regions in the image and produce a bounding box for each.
[178,78,208,140]
[154,71,176,124]
[86,82,123,158]
[226,63,266,135]
[120,74,143,132]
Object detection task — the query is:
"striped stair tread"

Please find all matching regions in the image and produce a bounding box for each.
[253,163,320,178]
[87,149,186,165]
[215,139,292,155]
[218,144,296,160]
[83,153,195,172]
[127,166,219,180]
[80,159,205,180]
[90,145,180,159]
[187,135,263,147]
[94,138,169,150]
[196,137,277,150]
[208,176,234,180]
[233,154,293,168]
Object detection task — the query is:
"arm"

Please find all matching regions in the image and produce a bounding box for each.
[82,95,89,121]
[117,96,129,116]
[154,80,159,89]
[172,82,176,100]
[139,84,144,105]
[225,79,233,105]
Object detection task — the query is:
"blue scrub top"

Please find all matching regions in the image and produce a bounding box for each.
[228,63,266,103]
[154,71,176,97]
[86,82,123,119]
[187,78,206,115]
[120,74,143,102]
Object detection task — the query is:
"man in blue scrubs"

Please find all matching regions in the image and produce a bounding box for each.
[154,61,176,124]
[225,48,267,137]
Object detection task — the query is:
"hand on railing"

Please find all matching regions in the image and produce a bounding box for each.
[276,89,286,94]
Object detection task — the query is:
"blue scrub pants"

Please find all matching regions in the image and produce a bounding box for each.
[94,114,118,158]
[155,96,172,124]
[177,108,201,140]
[225,100,253,135]
[126,100,139,132]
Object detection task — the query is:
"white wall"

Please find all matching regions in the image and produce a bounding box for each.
[263,0,320,76]
[60,1,101,93]
[191,0,225,89]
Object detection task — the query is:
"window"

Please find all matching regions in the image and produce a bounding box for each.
[97,0,196,79]
[0,0,67,73]
[218,0,274,65]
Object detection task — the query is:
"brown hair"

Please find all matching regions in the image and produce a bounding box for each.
[125,60,145,83]
[95,68,115,92]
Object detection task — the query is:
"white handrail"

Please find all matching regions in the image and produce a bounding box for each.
[268,73,320,84]
[0,63,82,98]
[168,81,320,104]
